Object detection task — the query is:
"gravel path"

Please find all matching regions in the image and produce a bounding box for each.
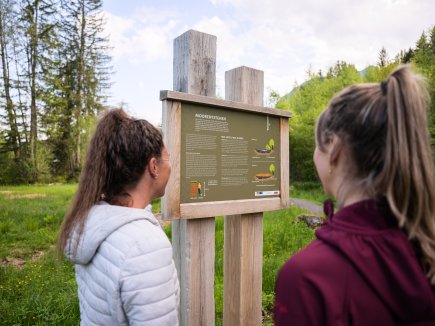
[289,198,323,215]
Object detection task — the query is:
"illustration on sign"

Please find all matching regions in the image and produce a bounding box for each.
[180,103,281,203]
[190,181,205,199]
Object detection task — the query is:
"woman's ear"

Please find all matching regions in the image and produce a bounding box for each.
[147,157,159,178]
[329,136,343,166]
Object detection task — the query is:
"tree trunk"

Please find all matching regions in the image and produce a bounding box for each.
[74,0,86,170]
[29,0,39,175]
[0,10,21,159]
[12,39,29,147]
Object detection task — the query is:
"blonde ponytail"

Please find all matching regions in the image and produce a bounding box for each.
[380,65,435,282]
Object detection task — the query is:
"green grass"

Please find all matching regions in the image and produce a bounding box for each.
[0,184,77,260]
[0,184,316,325]
[0,251,79,325]
[290,181,331,204]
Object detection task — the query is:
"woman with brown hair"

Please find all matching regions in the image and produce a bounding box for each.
[274,65,435,325]
[57,109,179,325]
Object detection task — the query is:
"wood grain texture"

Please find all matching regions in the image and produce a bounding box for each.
[173,30,216,97]
[171,29,216,326]
[225,66,264,105]
[160,90,292,118]
[223,66,264,326]
[172,218,215,326]
[179,198,282,219]
[161,100,181,220]
[280,117,290,208]
[224,213,264,326]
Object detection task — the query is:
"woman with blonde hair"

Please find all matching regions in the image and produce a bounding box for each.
[274,65,435,325]
[57,109,179,325]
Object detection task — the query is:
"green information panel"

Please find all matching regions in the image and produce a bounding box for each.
[180,103,281,203]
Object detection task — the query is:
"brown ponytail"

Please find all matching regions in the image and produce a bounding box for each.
[57,109,164,255]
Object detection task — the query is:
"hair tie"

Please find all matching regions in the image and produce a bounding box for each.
[380,80,388,95]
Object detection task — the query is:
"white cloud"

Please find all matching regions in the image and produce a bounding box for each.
[103,12,135,61]
[103,0,434,123]
[202,0,434,96]
[103,7,180,63]
[193,16,248,66]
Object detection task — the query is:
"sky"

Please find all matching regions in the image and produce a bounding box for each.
[101,0,434,125]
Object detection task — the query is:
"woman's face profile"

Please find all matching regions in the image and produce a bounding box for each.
[154,146,172,198]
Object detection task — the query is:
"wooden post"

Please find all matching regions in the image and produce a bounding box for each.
[223,66,264,326]
[171,29,216,326]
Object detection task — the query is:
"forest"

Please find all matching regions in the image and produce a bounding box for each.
[0,0,110,184]
[0,1,433,184]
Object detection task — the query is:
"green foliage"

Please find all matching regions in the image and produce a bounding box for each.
[262,207,315,291]
[277,61,363,181]
[363,63,399,82]
[411,27,435,158]
[0,0,110,184]
[0,150,29,184]
[266,89,281,107]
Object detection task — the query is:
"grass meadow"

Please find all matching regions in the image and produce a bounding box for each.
[0,183,321,325]
[289,181,329,204]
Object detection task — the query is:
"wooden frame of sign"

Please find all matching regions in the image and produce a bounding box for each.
[161,90,291,220]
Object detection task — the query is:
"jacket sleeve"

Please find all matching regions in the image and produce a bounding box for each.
[274,258,326,326]
[119,231,179,326]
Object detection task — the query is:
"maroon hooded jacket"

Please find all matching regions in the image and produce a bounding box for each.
[274,199,435,325]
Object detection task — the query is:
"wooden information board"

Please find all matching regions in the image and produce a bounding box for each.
[161,90,291,220]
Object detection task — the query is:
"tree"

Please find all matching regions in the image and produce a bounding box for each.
[0,0,21,160]
[363,63,399,83]
[50,0,110,178]
[277,62,362,181]
[0,0,111,183]
[412,28,435,158]
[378,46,389,67]
[266,88,280,108]
[394,48,414,64]
[0,0,33,182]
[19,0,58,180]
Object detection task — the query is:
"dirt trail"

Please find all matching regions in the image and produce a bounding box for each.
[289,198,323,215]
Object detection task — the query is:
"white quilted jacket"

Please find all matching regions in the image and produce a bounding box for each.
[65,202,179,325]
